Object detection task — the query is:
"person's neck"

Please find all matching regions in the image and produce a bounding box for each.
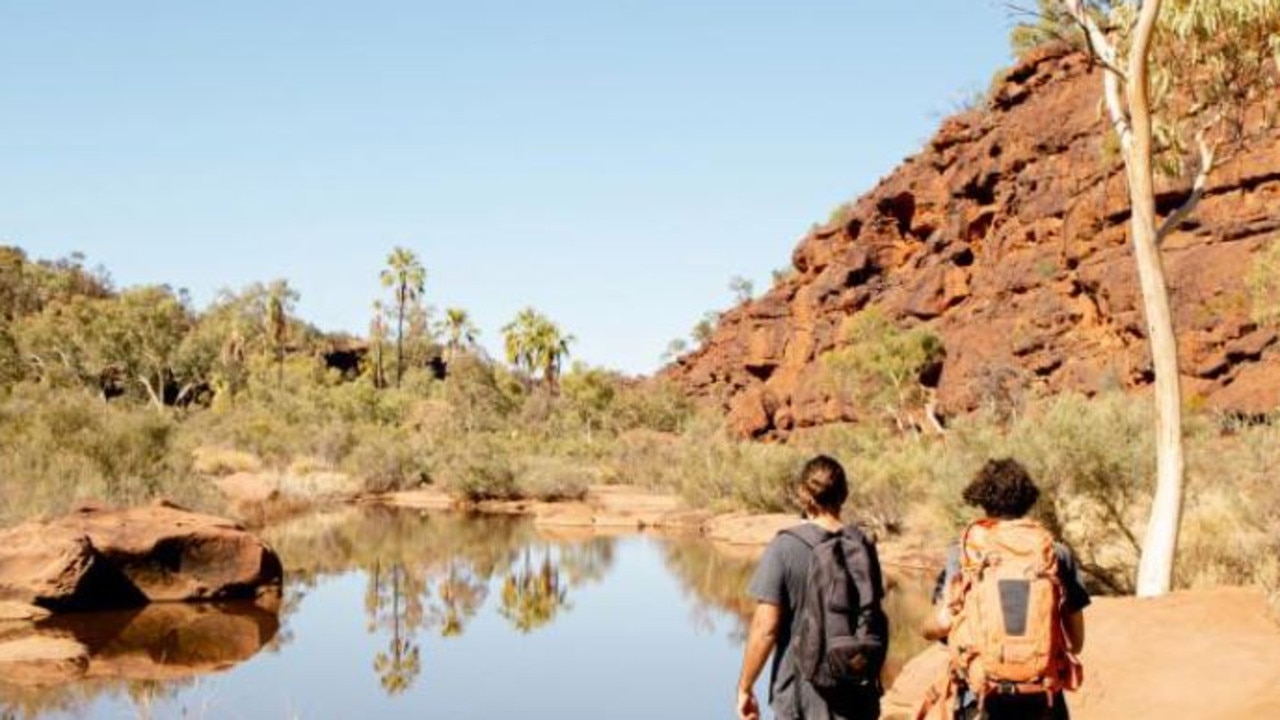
[807,512,843,532]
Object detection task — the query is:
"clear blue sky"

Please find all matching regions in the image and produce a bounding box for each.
[2,1,1016,375]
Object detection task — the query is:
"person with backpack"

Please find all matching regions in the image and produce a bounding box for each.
[918,458,1088,720]
[737,455,889,720]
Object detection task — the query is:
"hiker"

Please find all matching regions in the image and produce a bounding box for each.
[919,458,1088,720]
[737,455,888,720]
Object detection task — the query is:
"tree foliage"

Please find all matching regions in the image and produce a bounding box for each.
[380,247,427,388]
[824,308,944,432]
[501,308,575,392]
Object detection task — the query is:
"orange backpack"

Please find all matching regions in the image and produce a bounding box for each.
[920,518,1081,717]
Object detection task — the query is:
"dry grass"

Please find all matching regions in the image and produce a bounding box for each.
[191,446,263,476]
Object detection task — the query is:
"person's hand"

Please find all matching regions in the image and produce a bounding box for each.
[736,686,760,720]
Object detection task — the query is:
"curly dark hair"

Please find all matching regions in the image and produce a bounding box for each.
[962,458,1040,519]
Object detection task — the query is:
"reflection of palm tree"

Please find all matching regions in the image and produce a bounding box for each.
[436,560,488,638]
[556,538,616,586]
[499,547,569,633]
[369,564,423,695]
[373,635,421,696]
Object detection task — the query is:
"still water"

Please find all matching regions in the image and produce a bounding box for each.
[0,507,931,720]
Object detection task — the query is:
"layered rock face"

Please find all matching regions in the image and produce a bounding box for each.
[665,46,1280,437]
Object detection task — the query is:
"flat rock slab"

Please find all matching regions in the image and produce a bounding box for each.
[0,602,51,623]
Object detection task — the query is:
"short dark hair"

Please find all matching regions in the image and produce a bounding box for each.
[796,455,848,514]
[962,458,1040,519]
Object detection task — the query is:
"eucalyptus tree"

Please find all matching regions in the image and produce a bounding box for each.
[1056,0,1280,595]
[380,247,426,388]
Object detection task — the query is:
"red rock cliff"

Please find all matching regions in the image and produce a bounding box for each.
[664,46,1280,437]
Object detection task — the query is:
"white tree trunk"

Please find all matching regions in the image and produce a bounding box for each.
[1124,0,1185,597]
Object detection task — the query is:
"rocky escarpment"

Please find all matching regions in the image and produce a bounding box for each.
[665,45,1280,437]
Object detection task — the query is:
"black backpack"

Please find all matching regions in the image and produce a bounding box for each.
[782,524,889,697]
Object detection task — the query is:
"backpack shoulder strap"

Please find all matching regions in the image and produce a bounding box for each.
[779,523,834,550]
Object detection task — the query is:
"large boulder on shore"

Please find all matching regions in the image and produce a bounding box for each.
[0,500,283,610]
[0,524,146,611]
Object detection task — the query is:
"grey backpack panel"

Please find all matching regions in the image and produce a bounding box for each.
[782,524,889,698]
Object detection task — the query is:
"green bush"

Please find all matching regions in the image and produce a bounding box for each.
[0,386,214,526]
[341,429,431,494]
[514,456,593,502]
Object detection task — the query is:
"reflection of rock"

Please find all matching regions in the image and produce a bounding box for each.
[0,636,90,686]
[0,500,283,610]
[0,600,279,687]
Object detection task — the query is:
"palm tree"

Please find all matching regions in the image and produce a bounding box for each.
[380,247,426,388]
[264,280,292,389]
[369,301,387,389]
[533,319,574,394]
[501,307,574,393]
[440,307,479,366]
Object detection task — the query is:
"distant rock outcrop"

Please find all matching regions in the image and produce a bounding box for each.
[0,501,283,611]
[665,45,1280,437]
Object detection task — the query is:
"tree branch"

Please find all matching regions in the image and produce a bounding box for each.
[137,373,165,409]
[1063,0,1130,80]
[1157,131,1217,242]
[1062,0,1133,150]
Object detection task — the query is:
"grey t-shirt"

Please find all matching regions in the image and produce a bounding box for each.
[748,523,847,720]
[748,526,813,696]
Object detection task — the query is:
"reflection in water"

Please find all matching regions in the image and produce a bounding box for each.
[368,563,423,695]
[658,536,936,684]
[264,507,618,696]
[1,507,937,717]
[500,548,569,633]
[0,600,279,718]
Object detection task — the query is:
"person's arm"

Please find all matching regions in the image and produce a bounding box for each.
[737,601,782,720]
[920,604,951,642]
[1064,609,1085,653]
[921,556,957,642]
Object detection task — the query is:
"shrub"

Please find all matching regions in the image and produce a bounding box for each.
[341,430,430,494]
[444,456,519,502]
[822,307,945,431]
[0,386,213,526]
[514,456,593,502]
[192,446,263,476]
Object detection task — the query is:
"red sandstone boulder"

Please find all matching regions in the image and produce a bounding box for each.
[0,524,145,611]
[0,501,282,611]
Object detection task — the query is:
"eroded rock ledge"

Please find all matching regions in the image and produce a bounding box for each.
[665,44,1280,437]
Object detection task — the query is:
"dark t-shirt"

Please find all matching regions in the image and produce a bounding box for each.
[747,523,880,720]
